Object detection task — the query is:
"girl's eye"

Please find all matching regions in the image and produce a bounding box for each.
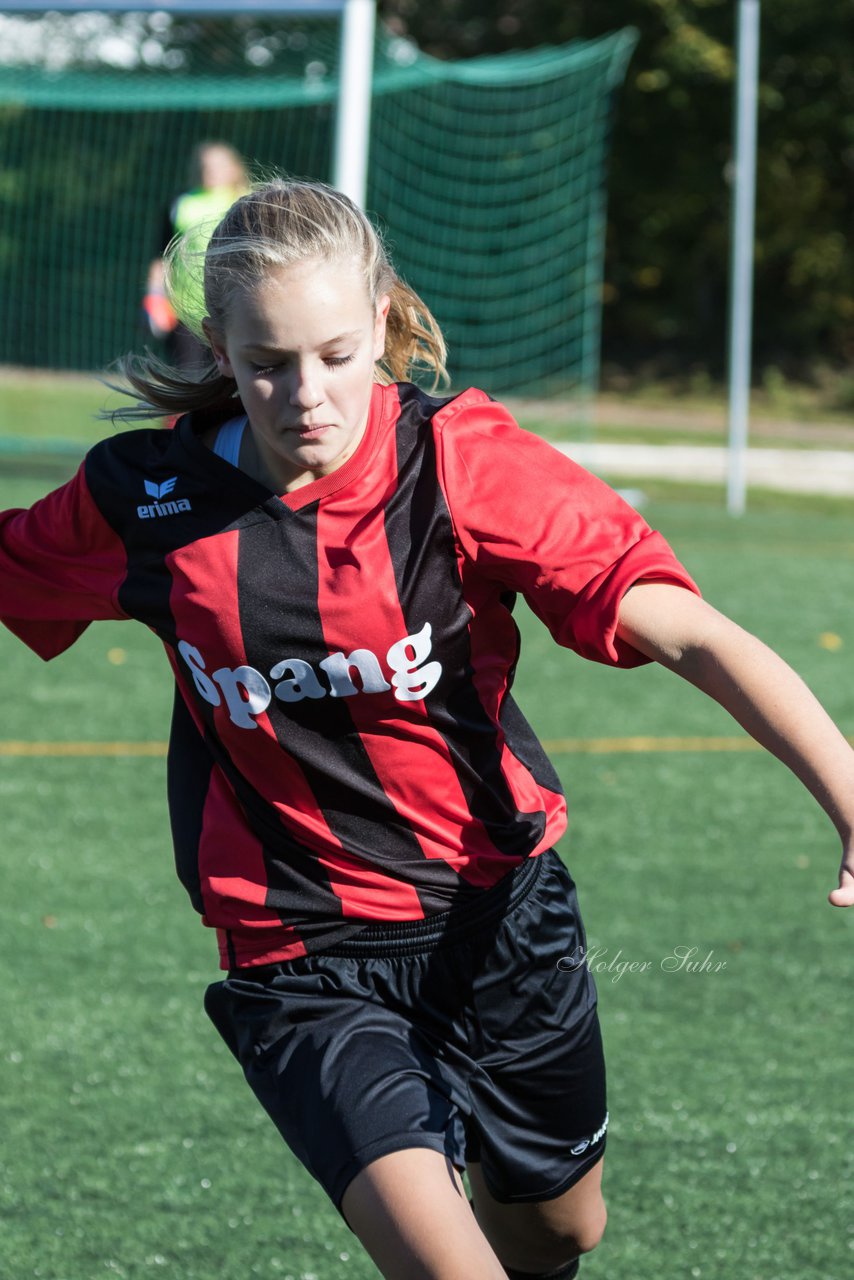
[250,354,354,374]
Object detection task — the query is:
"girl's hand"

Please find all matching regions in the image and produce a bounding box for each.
[829,847,854,907]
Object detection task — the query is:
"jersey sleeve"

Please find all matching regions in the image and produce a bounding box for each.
[434,391,701,668]
[0,461,129,660]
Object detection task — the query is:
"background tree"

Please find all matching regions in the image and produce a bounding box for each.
[382,0,854,384]
[2,2,851,384]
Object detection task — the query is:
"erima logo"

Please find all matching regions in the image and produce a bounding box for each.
[178,623,443,729]
[137,476,191,520]
[145,477,176,499]
[569,1114,609,1157]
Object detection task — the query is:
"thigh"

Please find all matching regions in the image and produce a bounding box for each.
[468,1152,607,1273]
[342,1147,508,1280]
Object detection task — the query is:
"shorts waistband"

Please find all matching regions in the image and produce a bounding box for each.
[319,852,546,957]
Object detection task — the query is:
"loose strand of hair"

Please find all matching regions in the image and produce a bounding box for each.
[102,350,240,423]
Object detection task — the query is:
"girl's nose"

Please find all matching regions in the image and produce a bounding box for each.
[288,362,324,409]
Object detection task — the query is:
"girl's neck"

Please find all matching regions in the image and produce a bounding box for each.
[237,424,292,493]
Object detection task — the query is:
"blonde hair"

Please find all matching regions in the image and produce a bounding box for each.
[113,178,448,421]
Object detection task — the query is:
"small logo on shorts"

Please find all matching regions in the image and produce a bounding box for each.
[570,1112,609,1156]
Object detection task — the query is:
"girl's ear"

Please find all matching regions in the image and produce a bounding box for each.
[202,317,234,378]
[373,293,391,361]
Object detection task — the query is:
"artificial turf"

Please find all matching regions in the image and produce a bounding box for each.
[0,471,852,1280]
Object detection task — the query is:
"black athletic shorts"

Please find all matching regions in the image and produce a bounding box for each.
[204,848,607,1220]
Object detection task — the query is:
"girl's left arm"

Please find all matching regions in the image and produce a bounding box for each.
[616,582,854,907]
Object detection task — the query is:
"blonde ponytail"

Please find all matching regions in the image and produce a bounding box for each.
[377,280,448,388]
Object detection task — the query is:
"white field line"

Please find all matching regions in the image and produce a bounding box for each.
[557,442,854,496]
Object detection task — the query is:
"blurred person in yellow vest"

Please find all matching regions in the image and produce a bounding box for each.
[144,141,250,369]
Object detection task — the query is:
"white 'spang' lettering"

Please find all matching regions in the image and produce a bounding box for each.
[386,627,442,702]
[177,623,441,729]
[212,664,274,731]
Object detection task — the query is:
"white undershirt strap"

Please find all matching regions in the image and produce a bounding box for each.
[212,414,248,467]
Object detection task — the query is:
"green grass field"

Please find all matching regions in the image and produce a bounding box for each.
[1,466,853,1279]
[3,366,854,454]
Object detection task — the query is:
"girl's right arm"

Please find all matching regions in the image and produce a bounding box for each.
[0,463,129,661]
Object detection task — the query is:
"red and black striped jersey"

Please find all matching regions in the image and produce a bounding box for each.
[0,383,699,968]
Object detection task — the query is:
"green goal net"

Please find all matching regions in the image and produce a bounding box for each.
[0,8,636,400]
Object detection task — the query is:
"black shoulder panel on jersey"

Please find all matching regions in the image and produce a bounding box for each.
[84,419,266,636]
[394,381,459,419]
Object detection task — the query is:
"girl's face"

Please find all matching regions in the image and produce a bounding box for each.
[205,260,389,493]
[199,145,244,191]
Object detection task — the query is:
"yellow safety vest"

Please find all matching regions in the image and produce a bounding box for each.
[169,186,244,329]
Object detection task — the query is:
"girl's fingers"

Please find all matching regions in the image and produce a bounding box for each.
[828,864,854,907]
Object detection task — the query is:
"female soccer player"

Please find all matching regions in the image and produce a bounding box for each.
[143,140,250,368]
[2,180,852,1280]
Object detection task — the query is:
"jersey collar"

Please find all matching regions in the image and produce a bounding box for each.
[177,382,394,512]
